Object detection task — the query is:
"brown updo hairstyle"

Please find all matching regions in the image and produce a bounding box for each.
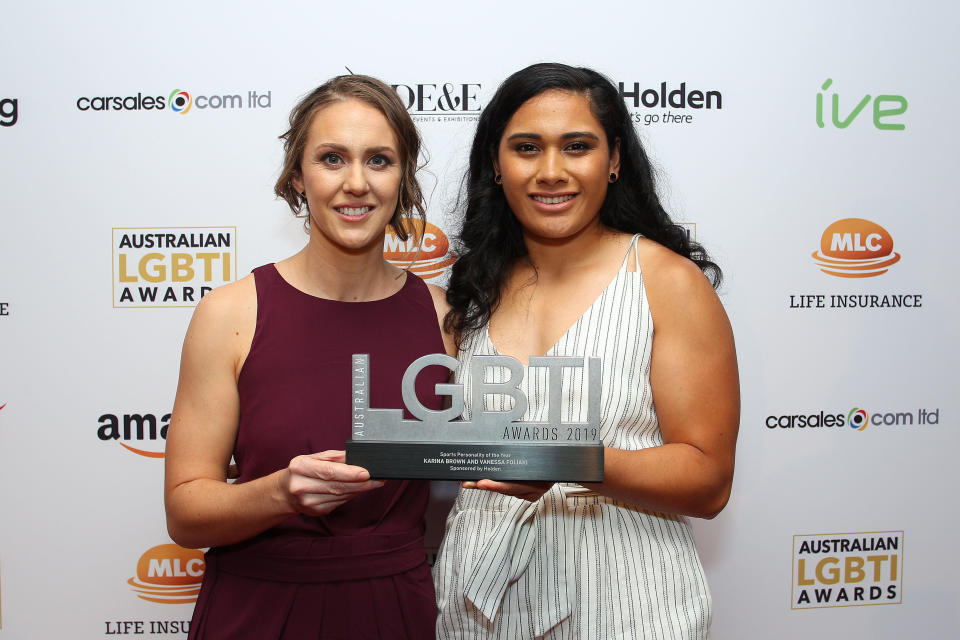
[274,75,426,240]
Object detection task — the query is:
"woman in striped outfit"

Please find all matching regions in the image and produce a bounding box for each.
[434,63,740,639]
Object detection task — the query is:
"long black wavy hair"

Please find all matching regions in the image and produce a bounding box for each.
[445,63,722,343]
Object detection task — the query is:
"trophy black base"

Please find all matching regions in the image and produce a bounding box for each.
[346,440,604,482]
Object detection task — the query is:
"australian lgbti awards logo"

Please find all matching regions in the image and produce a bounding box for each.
[793,531,903,608]
[384,218,456,280]
[76,88,271,114]
[678,222,697,241]
[788,218,922,310]
[113,227,236,307]
[618,81,723,126]
[766,405,940,431]
[97,411,170,458]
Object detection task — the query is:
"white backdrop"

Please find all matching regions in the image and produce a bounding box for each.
[1,1,957,637]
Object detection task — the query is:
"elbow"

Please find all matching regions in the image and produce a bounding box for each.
[166,520,207,550]
[164,498,207,550]
[696,496,728,520]
[165,516,192,549]
[691,479,732,520]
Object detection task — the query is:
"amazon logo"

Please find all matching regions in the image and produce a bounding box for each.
[97,412,169,458]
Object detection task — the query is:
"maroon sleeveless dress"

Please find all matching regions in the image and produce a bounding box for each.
[188,264,446,639]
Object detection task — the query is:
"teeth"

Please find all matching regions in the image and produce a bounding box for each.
[338,206,372,217]
[532,195,575,204]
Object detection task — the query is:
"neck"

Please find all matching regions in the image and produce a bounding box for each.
[292,230,401,302]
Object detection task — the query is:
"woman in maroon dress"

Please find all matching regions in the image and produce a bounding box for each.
[164,75,454,639]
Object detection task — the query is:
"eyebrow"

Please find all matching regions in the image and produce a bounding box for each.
[314,143,397,154]
[505,131,600,142]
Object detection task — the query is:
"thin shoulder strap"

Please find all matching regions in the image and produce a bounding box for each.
[620,234,642,270]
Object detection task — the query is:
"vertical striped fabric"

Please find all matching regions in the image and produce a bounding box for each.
[434,237,712,639]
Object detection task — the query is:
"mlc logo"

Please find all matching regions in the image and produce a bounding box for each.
[383,218,457,280]
[128,544,204,604]
[811,218,900,278]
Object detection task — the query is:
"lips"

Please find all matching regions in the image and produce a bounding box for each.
[531,194,576,204]
[336,206,374,217]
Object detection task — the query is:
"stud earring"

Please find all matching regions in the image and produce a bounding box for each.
[609,173,618,183]
[494,174,502,184]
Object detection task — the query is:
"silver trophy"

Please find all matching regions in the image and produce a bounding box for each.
[345,353,604,481]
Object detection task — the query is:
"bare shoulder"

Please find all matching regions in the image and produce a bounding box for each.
[190,274,256,330]
[182,274,257,374]
[634,238,710,289]
[633,238,726,331]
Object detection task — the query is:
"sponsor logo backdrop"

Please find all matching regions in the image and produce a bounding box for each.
[0,1,956,637]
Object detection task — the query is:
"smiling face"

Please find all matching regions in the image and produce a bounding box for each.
[292,98,402,254]
[494,89,620,243]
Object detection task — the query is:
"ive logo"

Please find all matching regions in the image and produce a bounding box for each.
[816,79,907,130]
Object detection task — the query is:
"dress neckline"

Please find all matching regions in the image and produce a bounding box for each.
[267,262,411,305]
[484,235,641,364]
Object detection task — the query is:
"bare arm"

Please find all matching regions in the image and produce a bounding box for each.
[164,278,382,549]
[589,247,739,518]
[474,244,740,519]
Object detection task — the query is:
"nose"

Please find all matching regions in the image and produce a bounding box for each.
[536,147,567,184]
[342,161,369,195]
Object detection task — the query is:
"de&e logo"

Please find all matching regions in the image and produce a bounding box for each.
[389,82,481,123]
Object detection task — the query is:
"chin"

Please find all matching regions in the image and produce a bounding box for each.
[524,221,594,242]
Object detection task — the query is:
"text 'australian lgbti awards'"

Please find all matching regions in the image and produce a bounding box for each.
[792,531,903,609]
[113,227,236,308]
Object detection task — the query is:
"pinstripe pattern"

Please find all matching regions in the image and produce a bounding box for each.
[434,237,711,639]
